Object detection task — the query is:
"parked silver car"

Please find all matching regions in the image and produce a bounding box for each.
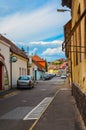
[17,75,34,89]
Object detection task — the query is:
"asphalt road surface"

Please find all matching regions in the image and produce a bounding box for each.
[0,77,66,130]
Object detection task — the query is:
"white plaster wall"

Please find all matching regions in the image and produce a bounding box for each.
[12,55,27,86]
[37,71,44,80]
[33,69,44,80]
[29,67,34,78]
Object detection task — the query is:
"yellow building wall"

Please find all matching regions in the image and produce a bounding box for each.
[48,69,58,74]
[71,0,86,92]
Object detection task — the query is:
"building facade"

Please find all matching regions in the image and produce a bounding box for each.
[0,34,28,90]
[32,55,45,80]
[62,0,86,125]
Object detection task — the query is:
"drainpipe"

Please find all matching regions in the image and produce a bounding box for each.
[70,43,73,95]
[10,52,13,89]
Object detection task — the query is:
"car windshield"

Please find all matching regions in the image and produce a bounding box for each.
[19,76,30,80]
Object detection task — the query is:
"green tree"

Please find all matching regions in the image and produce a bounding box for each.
[21,46,25,52]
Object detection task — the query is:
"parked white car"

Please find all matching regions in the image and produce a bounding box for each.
[61,74,66,79]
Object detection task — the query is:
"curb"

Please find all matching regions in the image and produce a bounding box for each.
[29,89,60,130]
[0,88,17,97]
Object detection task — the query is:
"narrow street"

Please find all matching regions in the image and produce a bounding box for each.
[0,0,86,130]
[0,76,64,130]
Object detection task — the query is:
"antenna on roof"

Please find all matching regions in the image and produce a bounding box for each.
[27,46,29,55]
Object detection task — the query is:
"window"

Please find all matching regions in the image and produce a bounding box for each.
[22,68,26,75]
[19,67,21,76]
[75,29,78,65]
[22,68,24,75]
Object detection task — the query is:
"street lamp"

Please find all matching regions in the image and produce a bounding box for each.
[57,8,72,86]
[57,9,71,12]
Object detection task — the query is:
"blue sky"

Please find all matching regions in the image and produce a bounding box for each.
[0,0,71,61]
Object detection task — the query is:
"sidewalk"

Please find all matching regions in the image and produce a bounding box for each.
[31,82,86,130]
[0,88,17,97]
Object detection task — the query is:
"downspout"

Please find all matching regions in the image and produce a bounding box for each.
[10,52,13,89]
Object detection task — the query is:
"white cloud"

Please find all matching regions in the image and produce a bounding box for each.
[29,40,63,45]
[42,46,64,56]
[0,3,71,42]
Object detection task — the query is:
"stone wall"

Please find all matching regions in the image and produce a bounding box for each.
[72,83,86,126]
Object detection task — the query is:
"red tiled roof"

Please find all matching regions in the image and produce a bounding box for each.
[34,61,44,71]
[0,34,28,59]
[48,65,59,70]
[32,55,44,62]
[32,55,45,71]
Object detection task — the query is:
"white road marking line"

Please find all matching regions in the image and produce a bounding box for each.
[23,97,53,120]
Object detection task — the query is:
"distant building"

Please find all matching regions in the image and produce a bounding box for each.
[48,59,68,74]
[32,55,46,80]
[48,64,59,74]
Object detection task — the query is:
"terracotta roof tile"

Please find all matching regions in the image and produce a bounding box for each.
[32,55,45,71]
[32,55,44,62]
